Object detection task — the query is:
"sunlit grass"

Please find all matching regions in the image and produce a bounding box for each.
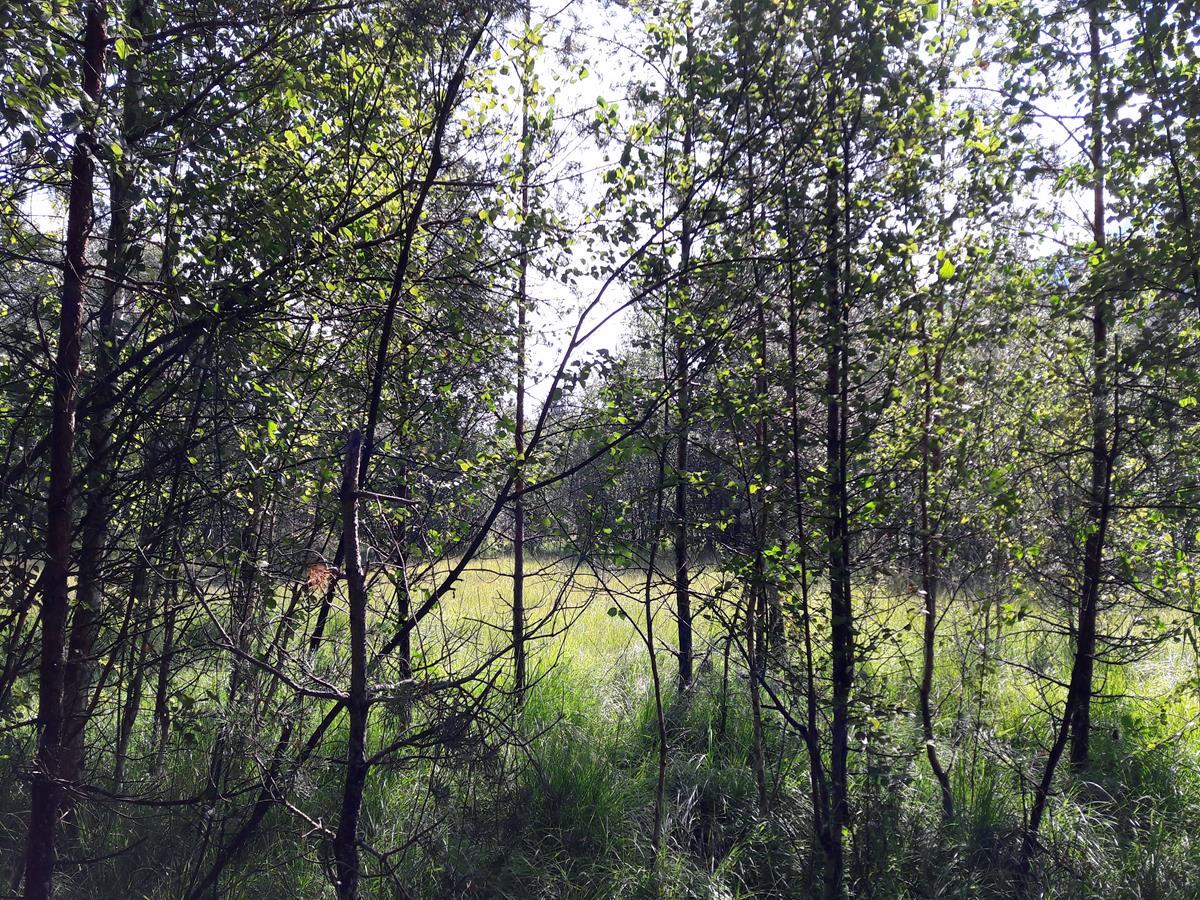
[10,558,1200,898]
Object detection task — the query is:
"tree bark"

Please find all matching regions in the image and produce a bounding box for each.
[308,18,488,653]
[1022,1,1114,874]
[823,83,852,900]
[24,5,107,897]
[511,0,532,703]
[643,444,670,858]
[113,514,160,785]
[113,615,149,785]
[1068,0,1111,771]
[333,430,368,900]
[673,10,696,690]
[919,303,953,821]
[62,0,146,802]
[783,180,834,879]
[150,601,176,777]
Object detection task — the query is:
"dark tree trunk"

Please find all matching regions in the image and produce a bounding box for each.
[113,616,149,785]
[333,430,368,900]
[62,0,146,802]
[643,443,670,856]
[750,173,771,815]
[823,98,852,900]
[150,601,176,777]
[783,184,834,878]
[512,0,531,702]
[919,305,953,821]
[1069,0,1111,771]
[309,21,486,653]
[673,268,692,689]
[0,568,36,713]
[1022,2,1114,875]
[24,6,107,897]
[673,16,696,689]
[114,517,159,785]
[734,0,768,814]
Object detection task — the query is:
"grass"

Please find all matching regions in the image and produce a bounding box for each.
[2,558,1199,898]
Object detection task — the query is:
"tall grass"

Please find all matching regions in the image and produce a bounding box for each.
[2,559,1198,898]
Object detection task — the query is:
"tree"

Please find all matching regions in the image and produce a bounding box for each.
[23,6,106,896]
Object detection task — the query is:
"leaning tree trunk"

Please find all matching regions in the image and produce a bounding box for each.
[113,509,161,785]
[309,25,483,653]
[24,5,107,897]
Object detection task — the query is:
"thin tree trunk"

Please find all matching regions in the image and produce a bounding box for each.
[673,10,696,690]
[1022,1,1114,874]
[150,601,176,777]
[823,82,852,900]
[643,445,670,858]
[919,304,954,821]
[309,19,488,652]
[61,0,146,814]
[750,182,771,817]
[205,476,266,806]
[734,0,768,815]
[0,567,36,714]
[512,0,532,702]
[113,613,149,785]
[1068,0,1110,771]
[24,6,107,897]
[113,516,159,784]
[783,184,834,878]
[393,351,413,722]
[333,430,367,900]
[148,344,210,779]
[746,575,769,816]
[183,26,493,892]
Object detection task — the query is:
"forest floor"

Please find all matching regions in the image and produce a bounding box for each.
[5,559,1200,898]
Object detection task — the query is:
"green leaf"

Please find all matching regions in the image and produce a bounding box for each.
[938,258,956,279]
